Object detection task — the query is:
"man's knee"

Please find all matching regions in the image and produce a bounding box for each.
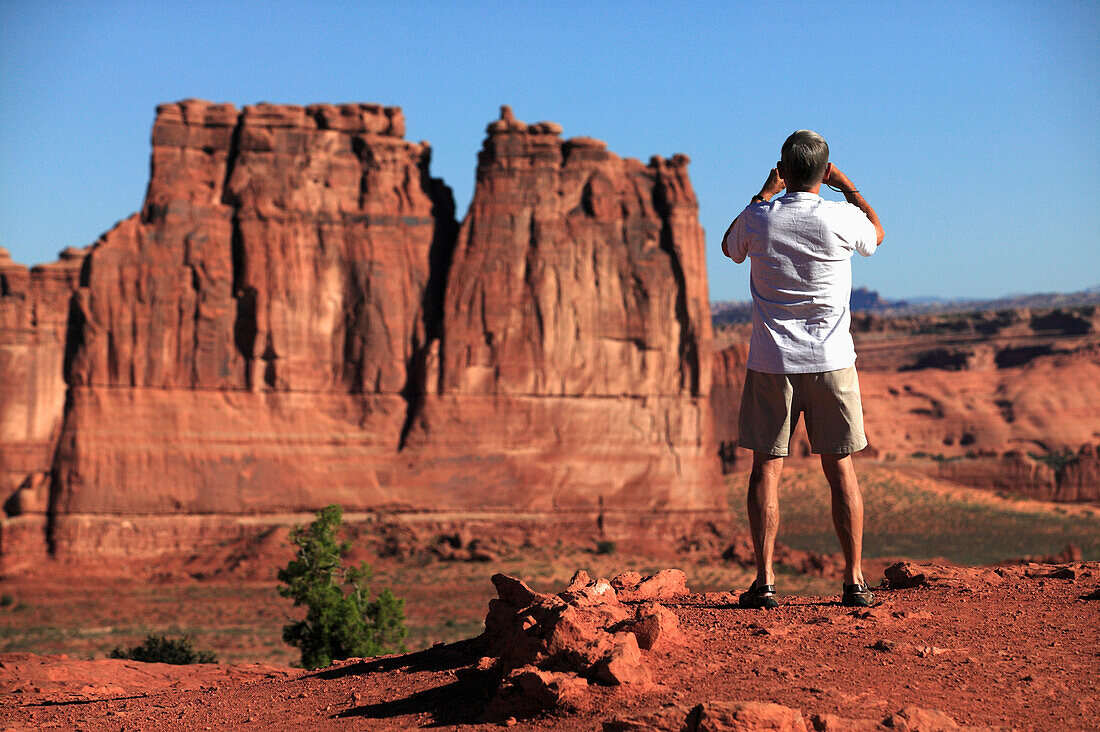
[751,451,784,476]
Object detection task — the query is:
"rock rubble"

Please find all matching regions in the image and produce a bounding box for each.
[479,569,688,715]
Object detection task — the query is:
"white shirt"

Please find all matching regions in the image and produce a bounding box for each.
[725,192,878,374]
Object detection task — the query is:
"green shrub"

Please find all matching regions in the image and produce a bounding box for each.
[109,634,217,664]
[595,540,616,555]
[278,504,407,669]
[1028,451,1078,472]
[0,594,14,608]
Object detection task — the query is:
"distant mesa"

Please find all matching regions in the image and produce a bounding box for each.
[849,285,904,311]
[712,301,1100,496]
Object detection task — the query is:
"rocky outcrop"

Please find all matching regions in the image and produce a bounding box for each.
[480,569,686,716]
[711,307,1100,500]
[1,101,721,565]
[50,100,453,524]
[0,246,87,562]
[933,445,1100,502]
[606,701,810,731]
[403,106,719,512]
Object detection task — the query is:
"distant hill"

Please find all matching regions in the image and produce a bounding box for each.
[711,286,1100,326]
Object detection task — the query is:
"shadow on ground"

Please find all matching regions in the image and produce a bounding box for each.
[321,638,497,726]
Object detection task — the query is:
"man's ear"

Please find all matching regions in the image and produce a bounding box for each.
[776,161,785,178]
[822,162,833,181]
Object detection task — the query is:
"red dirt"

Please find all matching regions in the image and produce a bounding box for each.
[2,563,1097,731]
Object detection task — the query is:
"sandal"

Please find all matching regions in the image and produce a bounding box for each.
[842,582,874,607]
[738,580,779,609]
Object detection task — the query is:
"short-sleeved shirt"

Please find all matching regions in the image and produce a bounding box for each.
[725,192,877,374]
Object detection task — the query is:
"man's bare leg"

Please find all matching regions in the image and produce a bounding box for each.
[747,452,784,587]
[820,453,865,585]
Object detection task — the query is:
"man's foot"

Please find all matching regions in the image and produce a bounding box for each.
[738,580,778,609]
[842,582,874,607]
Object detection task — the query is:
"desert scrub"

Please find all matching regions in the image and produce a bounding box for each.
[1028,451,1079,472]
[278,504,407,669]
[109,634,217,664]
[595,540,616,555]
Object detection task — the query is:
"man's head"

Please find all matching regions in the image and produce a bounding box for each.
[778,130,829,191]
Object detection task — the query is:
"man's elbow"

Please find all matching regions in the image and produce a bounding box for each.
[875,225,885,246]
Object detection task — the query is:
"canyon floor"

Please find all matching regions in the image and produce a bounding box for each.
[1,463,1098,730]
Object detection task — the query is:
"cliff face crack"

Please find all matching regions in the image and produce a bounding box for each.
[652,171,700,397]
[524,211,545,388]
[398,144,457,450]
[224,112,261,390]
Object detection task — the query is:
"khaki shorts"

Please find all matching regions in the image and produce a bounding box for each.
[737,365,868,456]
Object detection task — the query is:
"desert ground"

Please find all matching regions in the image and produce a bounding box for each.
[2,463,1097,730]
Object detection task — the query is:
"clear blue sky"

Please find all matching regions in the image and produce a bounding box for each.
[2,1,1098,301]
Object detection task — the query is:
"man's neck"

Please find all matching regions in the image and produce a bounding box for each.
[786,183,823,195]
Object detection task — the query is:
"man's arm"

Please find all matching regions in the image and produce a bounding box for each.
[823,164,885,246]
[722,168,785,259]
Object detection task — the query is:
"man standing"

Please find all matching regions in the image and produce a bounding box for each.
[721,130,885,609]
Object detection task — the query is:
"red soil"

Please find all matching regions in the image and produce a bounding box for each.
[2,562,1097,731]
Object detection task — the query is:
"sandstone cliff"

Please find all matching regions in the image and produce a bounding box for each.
[0,247,87,560]
[0,101,721,566]
[49,100,455,528]
[401,107,718,511]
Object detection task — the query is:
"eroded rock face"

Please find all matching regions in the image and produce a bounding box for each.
[441,107,709,399]
[711,307,1100,501]
[404,106,720,512]
[1,101,722,562]
[0,247,86,508]
[50,100,454,523]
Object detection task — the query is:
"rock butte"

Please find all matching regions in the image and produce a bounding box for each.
[0,101,721,569]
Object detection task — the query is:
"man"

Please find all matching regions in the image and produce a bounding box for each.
[721,130,885,609]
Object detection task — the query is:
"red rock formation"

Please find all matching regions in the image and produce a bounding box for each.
[1,101,722,565]
[0,247,86,495]
[403,107,720,512]
[711,308,1100,500]
[51,100,454,531]
[480,569,684,714]
[0,246,86,564]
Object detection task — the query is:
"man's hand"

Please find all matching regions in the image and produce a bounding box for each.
[822,163,854,193]
[723,168,786,260]
[758,168,785,200]
[823,164,884,246]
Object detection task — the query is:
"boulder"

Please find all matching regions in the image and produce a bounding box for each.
[490,665,589,715]
[610,571,643,592]
[625,602,683,650]
[491,574,545,609]
[884,706,960,731]
[693,701,808,731]
[481,569,682,714]
[591,633,650,687]
[603,704,695,731]
[616,569,689,601]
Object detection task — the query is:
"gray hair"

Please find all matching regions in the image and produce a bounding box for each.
[781,130,829,189]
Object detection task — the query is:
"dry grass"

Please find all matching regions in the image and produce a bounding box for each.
[724,462,1100,565]
[3,464,1096,664]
